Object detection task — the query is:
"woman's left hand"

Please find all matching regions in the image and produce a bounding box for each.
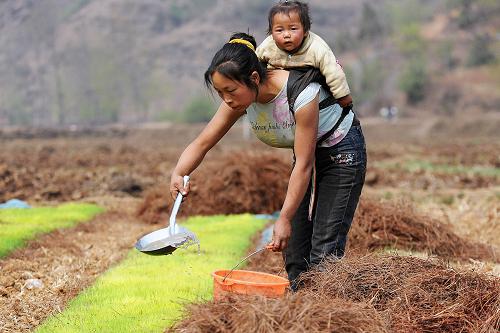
[266,92,319,252]
[267,217,292,252]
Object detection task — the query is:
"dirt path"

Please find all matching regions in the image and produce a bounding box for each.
[0,198,151,333]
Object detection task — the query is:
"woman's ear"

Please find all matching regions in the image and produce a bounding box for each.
[250,71,260,85]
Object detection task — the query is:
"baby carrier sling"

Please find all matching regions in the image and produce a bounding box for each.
[286,66,358,146]
[285,67,359,221]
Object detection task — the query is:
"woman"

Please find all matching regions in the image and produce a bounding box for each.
[170,33,366,290]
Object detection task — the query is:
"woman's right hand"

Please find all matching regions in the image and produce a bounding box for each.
[170,175,190,201]
[167,101,243,202]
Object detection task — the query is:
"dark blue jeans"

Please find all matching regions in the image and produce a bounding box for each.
[285,125,367,290]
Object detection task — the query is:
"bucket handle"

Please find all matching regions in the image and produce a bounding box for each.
[222,247,267,282]
[216,276,235,286]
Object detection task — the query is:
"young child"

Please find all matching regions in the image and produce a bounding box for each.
[256,0,353,108]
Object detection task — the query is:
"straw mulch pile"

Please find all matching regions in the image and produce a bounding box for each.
[351,198,499,263]
[136,151,290,224]
[169,293,389,333]
[171,254,500,333]
[301,254,500,332]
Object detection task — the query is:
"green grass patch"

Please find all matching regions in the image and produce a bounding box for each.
[374,159,499,177]
[37,214,267,333]
[0,203,103,257]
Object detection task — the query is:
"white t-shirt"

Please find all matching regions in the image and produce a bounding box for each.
[246,82,353,148]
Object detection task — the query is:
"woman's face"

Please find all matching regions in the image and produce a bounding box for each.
[212,71,256,112]
[271,11,305,53]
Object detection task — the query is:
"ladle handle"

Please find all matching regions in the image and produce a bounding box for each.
[169,175,189,232]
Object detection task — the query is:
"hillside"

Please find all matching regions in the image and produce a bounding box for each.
[0,0,498,126]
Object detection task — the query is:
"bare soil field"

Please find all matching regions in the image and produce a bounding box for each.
[0,116,499,332]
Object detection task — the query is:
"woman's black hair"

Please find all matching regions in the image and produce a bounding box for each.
[267,1,311,35]
[204,32,267,95]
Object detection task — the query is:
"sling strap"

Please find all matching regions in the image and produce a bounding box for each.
[286,67,356,147]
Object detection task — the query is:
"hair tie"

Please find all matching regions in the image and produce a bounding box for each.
[229,38,256,52]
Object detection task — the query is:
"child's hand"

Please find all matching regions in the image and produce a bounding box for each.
[337,95,353,108]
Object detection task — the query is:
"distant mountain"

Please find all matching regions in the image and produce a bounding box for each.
[0,0,497,126]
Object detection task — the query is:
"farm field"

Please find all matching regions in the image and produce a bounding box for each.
[36,215,267,333]
[0,116,499,332]
[0,203,102,257]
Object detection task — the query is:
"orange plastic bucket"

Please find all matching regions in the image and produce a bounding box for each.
[212,269,289,301]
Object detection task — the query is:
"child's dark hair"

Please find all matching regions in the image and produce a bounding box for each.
[204,32,266,94]
[267,1,311,35]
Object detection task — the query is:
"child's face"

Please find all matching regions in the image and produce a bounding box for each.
[271,11,306,53]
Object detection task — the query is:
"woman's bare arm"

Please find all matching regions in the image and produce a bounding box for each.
[269,94,319,251]
[170,102,245,198]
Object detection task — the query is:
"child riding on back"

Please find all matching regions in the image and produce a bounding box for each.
[256,0,353,108]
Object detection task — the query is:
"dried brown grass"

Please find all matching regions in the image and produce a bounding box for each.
[171,254,500,333]
[351,198,499,262]
[300,254,500,333]
[170,293,389,333]
[137,151,290,223]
